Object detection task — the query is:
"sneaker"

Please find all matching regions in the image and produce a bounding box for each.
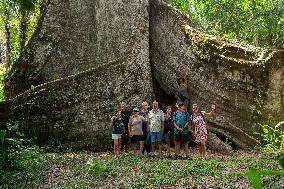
[186,156,193,160]
[148,152,154,157]
[174,155,183,160]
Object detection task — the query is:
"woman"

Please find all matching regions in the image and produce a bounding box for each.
[164,106,174,157]
[139,101,151,155]
[128,107,146,155]
[176,77,190,110]
[111,110,125,156]
[190,103,216,158]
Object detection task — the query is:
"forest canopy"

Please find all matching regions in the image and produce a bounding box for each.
[167,0,284,48]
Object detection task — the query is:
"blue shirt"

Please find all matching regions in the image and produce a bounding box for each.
[173,111,190,134]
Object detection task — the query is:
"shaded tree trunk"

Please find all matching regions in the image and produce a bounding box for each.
[4,13,11,68]
[19,12,29,53]
[268,26,273,46]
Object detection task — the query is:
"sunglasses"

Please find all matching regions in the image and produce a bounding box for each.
[192,107,198,110]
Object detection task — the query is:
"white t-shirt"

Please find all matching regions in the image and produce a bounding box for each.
[148,109,164,132]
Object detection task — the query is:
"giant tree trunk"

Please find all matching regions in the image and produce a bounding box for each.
[1,0,283,151]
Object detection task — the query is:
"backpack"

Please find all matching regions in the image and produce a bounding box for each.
[178,93,187,102]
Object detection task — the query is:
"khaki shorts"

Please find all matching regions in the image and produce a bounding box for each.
[112,134,122,140]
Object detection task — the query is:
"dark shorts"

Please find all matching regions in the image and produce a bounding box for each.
[174,133,190,143]
[164,132,173,142]
[131,135,144,144]
[122,134,129,145]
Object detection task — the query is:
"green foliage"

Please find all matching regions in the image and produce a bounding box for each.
[15,0,37,14]
[0,121,48,188]
[0,0,43,67]
[246,169,262,189]
[82,154,225,187]
[258,121,284,154]
[0,64,5,101]
[55,152,280,188]
[167,0,284,47]
[86,157,109,176]
[245,168,284,189]
[278,155,284,170]
[31,84,35,92]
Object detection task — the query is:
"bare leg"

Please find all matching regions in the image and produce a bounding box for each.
[175,141,180,156]
[114,139,119,155]
[201,140,206,157]
[166,141,171,156]
[125,143,130,152]
[151,142,156,155]
[198,143,203,157]
[184,142,189,157]
[135,143,140,155]
[139,141,144,155]
[158,142,162,157]
[118,138,121,155]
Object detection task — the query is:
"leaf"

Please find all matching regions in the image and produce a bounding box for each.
[262,128,269,134]
[278,155,284,170]
[246,169,262,189]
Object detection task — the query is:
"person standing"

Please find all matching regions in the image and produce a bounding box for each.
[173,102,191,159]
[111,110,124,156]
[148,100,164,157]
[128,107,146,155]
[120,101,131,151]
[190,103,216,158]
[164,106,174,158]
[139,101,151,155]
[176,77,190,110]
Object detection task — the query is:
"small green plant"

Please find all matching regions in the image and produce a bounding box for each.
[245,168,284,189]
[244,122,284,188]
[31,84,36,92]
[86,157,109,176]
[278,155,284,170]
[244,153,284,189]
[0,122,47,188]
[258,121,284,154]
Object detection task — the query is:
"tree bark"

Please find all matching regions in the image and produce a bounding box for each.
[19,12,29,54]
[4,13,11,68]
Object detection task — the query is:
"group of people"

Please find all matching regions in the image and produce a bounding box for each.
[111,78,216,159]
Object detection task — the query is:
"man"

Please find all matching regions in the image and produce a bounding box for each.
[148,100,164,157]
[173,101,191,159]
[120,101,131,151]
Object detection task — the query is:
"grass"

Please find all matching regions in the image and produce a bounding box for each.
[0,149,282,188]
[41,150,282,188]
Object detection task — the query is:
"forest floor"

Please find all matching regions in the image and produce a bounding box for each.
[1,147,283,189]
[27,149,283,189]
